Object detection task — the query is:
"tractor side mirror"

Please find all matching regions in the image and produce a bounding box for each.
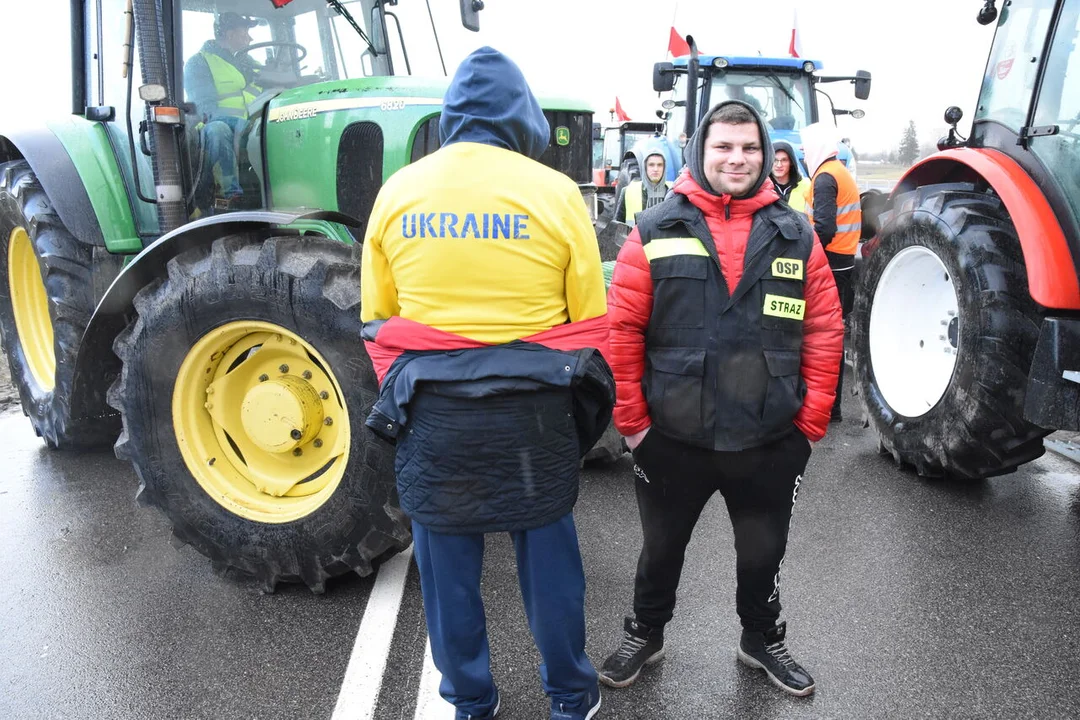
[460,0,483,31]
[653,62,675,93]
[854,70,871,100]
[369,7,388,53]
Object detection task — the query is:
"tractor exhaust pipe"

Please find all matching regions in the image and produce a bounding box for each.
[131,0,188,233]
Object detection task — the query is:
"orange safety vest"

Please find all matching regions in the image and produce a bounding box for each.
[807,159,861,255]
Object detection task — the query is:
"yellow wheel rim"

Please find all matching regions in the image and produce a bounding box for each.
[7,227,55,391]
[172,321,350,523]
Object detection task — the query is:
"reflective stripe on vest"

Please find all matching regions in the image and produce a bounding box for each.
[807,159,861,255]
[642,236,709,262]
[201,51,256,119]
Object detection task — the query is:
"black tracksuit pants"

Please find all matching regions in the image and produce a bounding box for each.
[630,428,812,633]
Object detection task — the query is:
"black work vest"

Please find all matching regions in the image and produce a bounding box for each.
[636,194,814,451]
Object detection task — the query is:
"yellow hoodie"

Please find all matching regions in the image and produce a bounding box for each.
[361,142,606,344]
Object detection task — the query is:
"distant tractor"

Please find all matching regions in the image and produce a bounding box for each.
[0,0,604,590]
[852,0,1080,479]
[644,38,870,185]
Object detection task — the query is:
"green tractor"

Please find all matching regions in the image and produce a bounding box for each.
[0,0,606,591]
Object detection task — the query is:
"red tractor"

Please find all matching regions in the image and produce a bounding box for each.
[853,0,1080,479]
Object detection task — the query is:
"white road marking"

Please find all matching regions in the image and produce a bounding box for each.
[331,545,414,720]
[414,638,456,720]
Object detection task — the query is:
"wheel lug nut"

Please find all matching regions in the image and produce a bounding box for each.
[293,448,303,456]
[320,391,329,400]
[279,364,290,374]
[324,417,333,426]
[206,387,215,395]
[290,429,302,440]
[313,439,323,448]
[302,370,312,380]
[259,374,269,382]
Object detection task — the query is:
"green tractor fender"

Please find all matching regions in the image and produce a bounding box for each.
[66,209,361,426]
[1,120,143,253]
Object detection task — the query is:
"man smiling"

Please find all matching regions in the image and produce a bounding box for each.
[600,100,843,696]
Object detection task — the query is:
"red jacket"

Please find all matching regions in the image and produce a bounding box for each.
[607,173,843,442]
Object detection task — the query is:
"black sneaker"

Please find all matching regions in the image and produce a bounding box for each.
[598,617,665,688]
[737,621,815,696]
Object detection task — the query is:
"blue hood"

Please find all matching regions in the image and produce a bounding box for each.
[439,47,550,160]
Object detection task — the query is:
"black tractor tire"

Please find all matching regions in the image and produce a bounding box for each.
[852,184,1050,480]
[0,160,122,448]
[108,235,410,591]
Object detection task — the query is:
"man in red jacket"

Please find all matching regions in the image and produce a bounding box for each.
[599,100,843,697]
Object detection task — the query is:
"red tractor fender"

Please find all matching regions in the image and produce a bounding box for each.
[891,147,1080,310]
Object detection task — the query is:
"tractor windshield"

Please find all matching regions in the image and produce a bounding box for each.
[665,68,814,148]
[1028,0,1080,228]
[180,0,384,119]
[179,0,454,116]
[705,71,814,132]
[974,0,1057,132]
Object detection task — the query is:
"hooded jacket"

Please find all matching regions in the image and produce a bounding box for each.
[359,47,612,533]
[800,122,861,266]
[772,140,811,212]
[607,100,843,446]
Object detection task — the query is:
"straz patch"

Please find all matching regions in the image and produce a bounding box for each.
[763,294,805,320]
[771,258,804,280]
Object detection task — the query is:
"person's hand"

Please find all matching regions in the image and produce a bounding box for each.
[624,427,649,451]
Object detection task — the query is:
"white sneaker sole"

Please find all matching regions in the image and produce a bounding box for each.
[597,648,666,688]
[736,646,815,697]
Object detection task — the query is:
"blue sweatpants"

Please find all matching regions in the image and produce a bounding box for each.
[412,513,598,719]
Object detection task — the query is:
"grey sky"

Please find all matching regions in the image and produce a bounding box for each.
[1,0,998,154]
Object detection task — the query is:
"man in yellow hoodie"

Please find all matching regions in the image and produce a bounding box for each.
[360,47,610,720]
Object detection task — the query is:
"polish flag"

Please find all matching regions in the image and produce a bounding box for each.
[614,97,631,122]
[668,27,690,58]
[789,10,803,58]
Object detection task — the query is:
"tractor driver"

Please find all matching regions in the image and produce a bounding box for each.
[183,12,263,209]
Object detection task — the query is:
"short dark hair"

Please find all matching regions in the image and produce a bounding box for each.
[707,103,757,127]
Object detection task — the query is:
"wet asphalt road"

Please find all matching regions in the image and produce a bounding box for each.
[3,374,1080,720]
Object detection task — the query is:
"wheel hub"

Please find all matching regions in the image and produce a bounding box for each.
[172,321,349,523]
[240,375,325,453]
[868,245,960,418]
[7,226,55,391]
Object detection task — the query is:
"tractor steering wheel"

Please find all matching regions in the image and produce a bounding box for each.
[238,41,308,64]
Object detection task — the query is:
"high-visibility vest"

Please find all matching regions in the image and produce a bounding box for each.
[624,180,672,226]
[807,159,861,255]
[201,51,257,119]
[787,177,812,213]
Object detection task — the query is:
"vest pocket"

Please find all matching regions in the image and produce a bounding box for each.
[646,348,707,434]
[761,349,806,423]
[650,259,708,328]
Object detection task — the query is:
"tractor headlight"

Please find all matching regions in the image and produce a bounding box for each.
[802,61,815,73]
[713,58,729,68]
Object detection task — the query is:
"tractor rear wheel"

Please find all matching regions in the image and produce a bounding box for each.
[0,160,121,448]
[108,235,409,591]
[852,184,1050,479]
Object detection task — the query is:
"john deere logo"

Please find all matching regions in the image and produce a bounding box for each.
[555,126,571,146]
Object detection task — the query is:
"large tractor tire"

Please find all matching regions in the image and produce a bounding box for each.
[108,235,410,591]
[0,160,121,448]
[852,184,1050,480]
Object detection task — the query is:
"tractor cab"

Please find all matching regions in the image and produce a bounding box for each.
[652,53,870,179]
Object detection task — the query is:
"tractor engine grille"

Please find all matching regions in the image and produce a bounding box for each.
[337,121,384,228]
[409,111,593,184]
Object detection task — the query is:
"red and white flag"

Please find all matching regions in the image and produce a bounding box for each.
[614,97,631,122]
[668,26,690,58]
[788,9,803,58]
